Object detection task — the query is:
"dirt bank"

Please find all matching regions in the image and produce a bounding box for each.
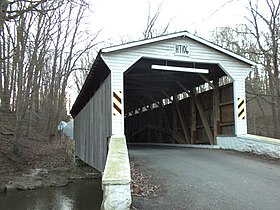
[0,110,100,194]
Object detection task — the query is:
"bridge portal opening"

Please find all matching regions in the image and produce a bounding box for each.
[71,31,254,171]
[124,57,234,145]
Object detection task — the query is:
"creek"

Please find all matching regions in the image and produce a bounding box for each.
[0,179,103,210]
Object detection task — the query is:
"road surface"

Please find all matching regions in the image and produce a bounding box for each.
[129,145,280,210]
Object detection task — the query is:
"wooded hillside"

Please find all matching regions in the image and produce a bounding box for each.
[0,0,96,156]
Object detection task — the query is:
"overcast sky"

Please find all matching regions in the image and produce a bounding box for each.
[67,0,271,108]
[89,0,251,44]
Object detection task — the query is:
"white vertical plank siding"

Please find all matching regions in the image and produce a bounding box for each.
[234,79,248,135]
[101,36,252,136]
[74,75,112,172]
[112,74,125,136]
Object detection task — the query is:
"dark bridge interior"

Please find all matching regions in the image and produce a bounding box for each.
[124,57,234,145]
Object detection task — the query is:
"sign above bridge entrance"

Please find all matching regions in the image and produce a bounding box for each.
[174,43,189,56]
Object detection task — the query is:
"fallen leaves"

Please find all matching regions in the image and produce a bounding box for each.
[130,161,160,198]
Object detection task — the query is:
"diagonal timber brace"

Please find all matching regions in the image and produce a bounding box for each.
[176,81,214,145]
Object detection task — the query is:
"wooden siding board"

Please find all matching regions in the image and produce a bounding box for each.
[74,75,112,172]
[221,105,234,123]
[102,37,251,76]
[126,83,234,143]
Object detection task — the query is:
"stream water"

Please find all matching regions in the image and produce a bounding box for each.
[0,179,103,210]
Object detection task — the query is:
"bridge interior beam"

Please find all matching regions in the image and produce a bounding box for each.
[124,57,234,144]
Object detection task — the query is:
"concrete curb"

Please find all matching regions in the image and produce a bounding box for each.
[128,136,280,159]
[128,143,220,149]
[217,135,280,159]
[238,134,280,146]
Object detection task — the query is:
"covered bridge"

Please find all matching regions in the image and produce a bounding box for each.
[70,31,255,172]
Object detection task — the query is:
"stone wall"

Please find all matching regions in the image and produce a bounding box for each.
[217,134,280,158]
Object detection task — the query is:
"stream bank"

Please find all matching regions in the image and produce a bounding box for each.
[0,135,100,194]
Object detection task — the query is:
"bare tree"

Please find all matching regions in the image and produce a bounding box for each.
[210,0,280,138]
[142,1,172,39]
[0,0,100,155]
[0,0,51,31]
[246,0,280,137]
[73,52,93,93]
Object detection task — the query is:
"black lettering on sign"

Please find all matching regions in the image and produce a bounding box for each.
[175,44,189,55]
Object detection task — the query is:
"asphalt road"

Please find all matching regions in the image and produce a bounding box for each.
[129,145,280,210]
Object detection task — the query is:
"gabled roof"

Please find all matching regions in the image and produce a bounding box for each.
[71,31,256,118]
[101,31,256,66]
[70,53,110,117]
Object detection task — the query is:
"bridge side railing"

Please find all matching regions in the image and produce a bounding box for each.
[101,136,131,210]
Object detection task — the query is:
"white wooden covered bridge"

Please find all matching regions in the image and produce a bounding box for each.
[70,31,264,209]
[70,31,255,173]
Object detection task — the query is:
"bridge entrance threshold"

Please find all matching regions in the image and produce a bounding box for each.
[129,145,280,210]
